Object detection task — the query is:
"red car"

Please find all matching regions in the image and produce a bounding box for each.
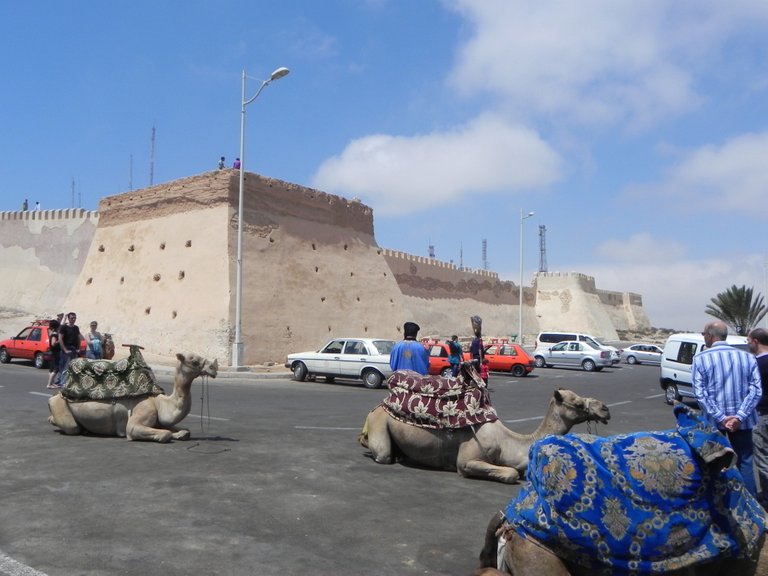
[483,343,535,377]
[0,320,86,369]
[424,340,469,377]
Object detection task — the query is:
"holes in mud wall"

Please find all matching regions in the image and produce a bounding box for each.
[145,307,151,315]
[153,274,161,281]
[160,242,166,250]
[128,244,135,252]
[86,278,93,285]
[172,310,177,319]
[315,266,319,273]
[269,237,275,243]
[185,240,192,247]
[312,243,316,250]
[364,326,368,333]
[344,244,348,250]
[383,272,387,277]
[178,270,185,280]
[350,271,354,277]
[356,296,360,302]
[98,245,105,252]
[320,296,326,302]
[120,277,125,284]
[328,326,332,332]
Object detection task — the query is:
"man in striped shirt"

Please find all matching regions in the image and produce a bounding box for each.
[693,320,762,497]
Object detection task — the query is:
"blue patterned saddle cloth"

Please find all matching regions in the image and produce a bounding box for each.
[505,404,767,575]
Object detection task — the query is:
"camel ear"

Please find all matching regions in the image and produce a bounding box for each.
[554,389,564,402]
[176,353,185,364]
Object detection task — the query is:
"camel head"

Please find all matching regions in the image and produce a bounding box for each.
[458,360,485,388]
[175,353,219,379]
[553,388,610,425]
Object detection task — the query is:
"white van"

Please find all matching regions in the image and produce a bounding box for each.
[659,332,749,405]
[535,331,620,364]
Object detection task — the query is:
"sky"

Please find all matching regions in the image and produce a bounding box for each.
[2,0,768,332]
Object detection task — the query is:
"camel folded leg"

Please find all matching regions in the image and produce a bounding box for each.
[359,408,395,464]
[458,458,522,483]
[125,402,172,442]
[48,394,82,435]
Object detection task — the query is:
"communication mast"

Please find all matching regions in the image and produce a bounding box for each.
[149,124,156,186]
[539,224,548,273]
[482,238,488,270]
[428,243,435,259]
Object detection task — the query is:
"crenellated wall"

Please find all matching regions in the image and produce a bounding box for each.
[0,171,649,364]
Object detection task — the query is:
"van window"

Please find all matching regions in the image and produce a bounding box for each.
[540,333,575,344]
[677,342,698,365]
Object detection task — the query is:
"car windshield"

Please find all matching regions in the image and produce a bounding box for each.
[372,340,396,355]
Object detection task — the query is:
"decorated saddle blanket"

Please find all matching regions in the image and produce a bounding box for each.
[504,404,767,575]
[381,369,497,429]
[62,346,164,402]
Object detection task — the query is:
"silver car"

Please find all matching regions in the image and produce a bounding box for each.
[285,337,396,389]
[533,340,613,372]
[621,344,663,365]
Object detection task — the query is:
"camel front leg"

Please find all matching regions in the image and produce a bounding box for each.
[457,443,522,483]
[125,400,173,443]
[48,394,82,435]
[360,408,395,464]
[166,425,191,440]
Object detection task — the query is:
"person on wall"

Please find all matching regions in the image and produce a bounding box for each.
[390,321,429,375]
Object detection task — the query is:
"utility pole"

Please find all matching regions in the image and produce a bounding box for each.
[149,124,156,186]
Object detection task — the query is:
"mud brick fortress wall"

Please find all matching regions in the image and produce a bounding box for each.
[0,171,650,365]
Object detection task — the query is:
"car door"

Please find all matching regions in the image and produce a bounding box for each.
[340,339,368,376]
[496,344,519,371]
[484,345,501,370]
[564,342,584,367]
[10,327,38,360]
[548,342,570,366]
[314,339,345,375]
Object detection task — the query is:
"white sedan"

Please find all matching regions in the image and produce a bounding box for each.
[533,340,613,372]
[621,344,663,365]
[285,337,396,389]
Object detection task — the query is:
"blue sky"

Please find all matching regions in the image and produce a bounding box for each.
[2,0,768,331]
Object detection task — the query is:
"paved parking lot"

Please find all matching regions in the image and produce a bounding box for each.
[0,360,675,576]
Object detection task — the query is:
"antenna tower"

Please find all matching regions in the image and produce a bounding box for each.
[149,124,156,186]
[428,243,435,259]
[539,224,548,272]
[482,238,488,270]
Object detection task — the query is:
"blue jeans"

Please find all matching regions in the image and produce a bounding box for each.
[450,362,460,377]
[726,428,757,498]
[57,350,78,386]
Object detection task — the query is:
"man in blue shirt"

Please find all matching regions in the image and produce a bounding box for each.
[693,320,762,497]
[390,321,429,375]
[748,327,768,505]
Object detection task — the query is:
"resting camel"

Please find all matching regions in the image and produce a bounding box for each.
[359,372,610,483]
[48,352,218,442]
[475,404,768,575]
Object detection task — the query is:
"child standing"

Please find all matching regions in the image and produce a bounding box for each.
[480,358,489,385]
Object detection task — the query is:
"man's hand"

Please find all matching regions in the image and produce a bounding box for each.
[723,416,742,432]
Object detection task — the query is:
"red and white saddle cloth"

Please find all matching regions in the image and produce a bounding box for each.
[381,370,498,429]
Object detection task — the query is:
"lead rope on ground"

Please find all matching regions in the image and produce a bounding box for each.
[186,376,231,454]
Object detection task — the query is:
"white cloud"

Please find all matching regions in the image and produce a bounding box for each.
[446,0,768,130]
[595,233,686,263]
[628,131,768,216]
[311,113,562,215]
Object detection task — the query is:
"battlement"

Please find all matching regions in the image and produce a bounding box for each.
[0,208,99,223]
[381,248,499,279]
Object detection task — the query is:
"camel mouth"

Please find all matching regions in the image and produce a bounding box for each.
[587,400,610,424]
[202,359,219,378]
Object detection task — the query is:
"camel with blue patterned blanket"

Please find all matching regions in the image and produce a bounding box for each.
[475,404,768,575]
[359,362,610,483]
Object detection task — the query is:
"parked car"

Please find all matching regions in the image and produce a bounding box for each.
[425,342,457,377]
[285,337,396,389]
[659,332,749,404]
[483,343,535,376]
[536,331,620,364]
[0,319,86,369]
[533,340,613,372]
[621,344,663,365]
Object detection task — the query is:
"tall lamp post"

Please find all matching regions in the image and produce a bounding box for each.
[233,66,290,368]
[518,209,535,345]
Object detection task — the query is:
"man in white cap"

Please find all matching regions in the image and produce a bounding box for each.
[389,321,429,375]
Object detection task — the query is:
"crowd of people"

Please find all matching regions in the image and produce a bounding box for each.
[46,312,110,389]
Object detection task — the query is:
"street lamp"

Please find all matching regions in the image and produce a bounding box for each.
[233,66,290,368]
[518,209,535,345]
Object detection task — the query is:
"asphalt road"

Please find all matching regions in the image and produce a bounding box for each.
[0,359,677,576]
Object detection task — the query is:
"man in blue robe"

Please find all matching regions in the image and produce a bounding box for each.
[389,321,429,375]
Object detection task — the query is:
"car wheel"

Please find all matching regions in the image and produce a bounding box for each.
[0,348,9,363]
[292,362,308,382]
[511,365,526,377]
[440,367,453,378]
[627,355,637,365]
[363,370,383,389]
[664,384,680,406]
[34,352,45,369]
[534,356,546,368]
[582,359,596,372]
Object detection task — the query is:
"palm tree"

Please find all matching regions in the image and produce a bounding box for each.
[705,284,766,335]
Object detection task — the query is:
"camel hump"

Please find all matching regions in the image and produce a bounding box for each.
[61,350,164,402]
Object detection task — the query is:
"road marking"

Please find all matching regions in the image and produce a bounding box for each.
[29,391,52,397]
[0,552,49,576]
[607,400,632,407]
[645,393,665,400]
[295,426,360,431]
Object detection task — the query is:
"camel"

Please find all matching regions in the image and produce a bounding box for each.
[475,404,768,575]
[48,352,218,442]
[358,379,610,483]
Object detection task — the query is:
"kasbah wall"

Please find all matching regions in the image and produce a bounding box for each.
[0,170,650,366]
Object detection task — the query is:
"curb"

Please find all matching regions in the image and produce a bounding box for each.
[151,365,292,380]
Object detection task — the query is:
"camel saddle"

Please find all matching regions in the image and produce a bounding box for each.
[505,404,768,575]
[61,345,164,402]
[381,369,497,429]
